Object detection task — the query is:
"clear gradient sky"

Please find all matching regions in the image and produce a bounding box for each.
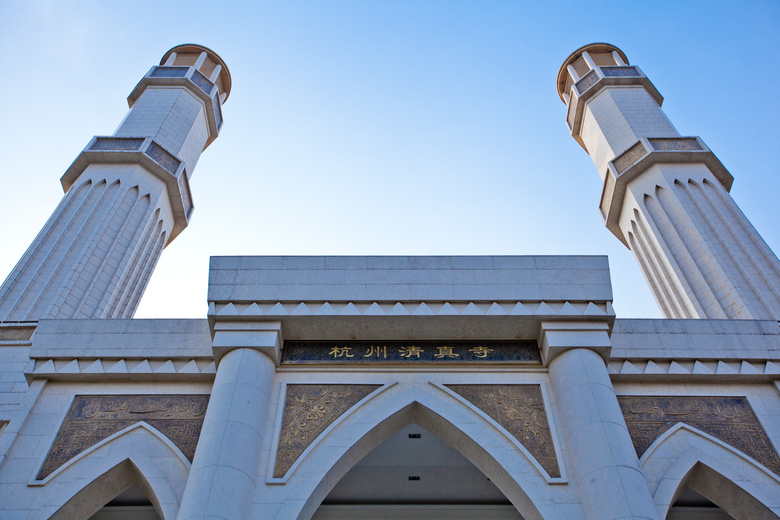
[1,1,778,319]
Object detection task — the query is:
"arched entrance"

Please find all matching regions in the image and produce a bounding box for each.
[41,422,189,520]
[665,462,779,520]
[313,422,521,519]
[49,460,162,520]
[639,424,780,520]
[290,392,553,520]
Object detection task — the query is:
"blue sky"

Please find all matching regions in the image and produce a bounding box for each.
[1,1,778,318]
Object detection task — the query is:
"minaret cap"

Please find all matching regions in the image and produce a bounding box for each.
[161,44,232,102]
[556,43,628,103]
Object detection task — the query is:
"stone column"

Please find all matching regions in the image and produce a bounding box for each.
[177,321,281,520]
[541,322,659,520]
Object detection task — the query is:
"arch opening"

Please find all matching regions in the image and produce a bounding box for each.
[49,459,164,520]
[298,401,544,520]
[666,462,779,520]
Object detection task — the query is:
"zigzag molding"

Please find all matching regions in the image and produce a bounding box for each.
[209,300,614,319]
[608,359,780,378]
[25,358,216,382]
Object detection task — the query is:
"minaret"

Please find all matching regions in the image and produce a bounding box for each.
[558,43,780,320]
[0,44,230,321]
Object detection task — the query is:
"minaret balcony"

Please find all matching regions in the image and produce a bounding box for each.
[60,136,195,243]
[128,65,224,142]
[598,136,733,246]
[565,65,663,145]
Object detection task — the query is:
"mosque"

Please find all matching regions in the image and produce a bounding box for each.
[0,42,778,520]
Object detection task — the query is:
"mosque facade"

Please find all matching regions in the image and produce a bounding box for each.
[0,43,778,520]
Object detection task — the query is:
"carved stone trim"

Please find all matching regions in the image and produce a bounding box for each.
[25,358,216,382]
[613,141,648,174]
[446,384,561,478]
[37,394,209,480]
[618,395,780,476]
[273,384,380,478]
[608,359,780,380]
[211,300,613,319]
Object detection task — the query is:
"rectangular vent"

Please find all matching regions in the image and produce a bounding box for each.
[408,433,421,439]
[408,476,420,481]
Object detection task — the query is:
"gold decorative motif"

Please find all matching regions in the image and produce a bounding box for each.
[618,395,780,476]
[446,384,561,478]
[37,394,209,480]
[273,384,380,478]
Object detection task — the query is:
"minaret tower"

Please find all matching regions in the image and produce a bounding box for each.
[0,44,230,321]
[558,43,780,320]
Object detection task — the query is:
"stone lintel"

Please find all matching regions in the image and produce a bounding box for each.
[211,320,283,365]
[539,321,612,365]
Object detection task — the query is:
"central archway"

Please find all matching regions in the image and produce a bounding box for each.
[294,396,549,520]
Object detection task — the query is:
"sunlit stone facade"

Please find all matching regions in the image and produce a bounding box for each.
[0,43,778,520]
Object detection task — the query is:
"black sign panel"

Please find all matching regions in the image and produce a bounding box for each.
[281,340,541,364]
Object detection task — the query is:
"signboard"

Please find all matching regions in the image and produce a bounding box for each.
[281,340,540,365]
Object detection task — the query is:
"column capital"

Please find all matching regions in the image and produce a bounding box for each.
[539,321,611,365]
[211,320,283,365]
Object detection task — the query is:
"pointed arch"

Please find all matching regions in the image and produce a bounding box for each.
[283,383,554,520]
[39,422,189,520]
[48,459,159,520]
[640,423,780,519]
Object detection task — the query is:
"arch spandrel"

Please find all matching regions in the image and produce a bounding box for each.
[639,424,780,519]
[267,383,566,520]
[37,423,188,520]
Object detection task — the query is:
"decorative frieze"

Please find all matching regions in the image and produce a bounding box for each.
[575,69,599,94]
[211,300,612,319]
[150,66,188,78]
[608,359,780,380]
[601,66,640,77]
[272,384,380,478]
[446,384,561,478]
[145,141,181,175]
[618,395,780,476]
[37,394,209,480]
[613,141,648,174]
[25,358,215,382]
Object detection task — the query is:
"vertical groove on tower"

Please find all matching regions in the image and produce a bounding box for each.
[646,188,730,318]
[700,179,780,310]
[45,180,125,319]
[124,230,166,318]
[630,209,692,318]
[677,179,775,318]
[0,181,90,320]
[114,220,165,319]
[61,184,139,318]
[107,210,161,318]
[69,187,153,318]
[93,194,153,318]
[628,229,675,318]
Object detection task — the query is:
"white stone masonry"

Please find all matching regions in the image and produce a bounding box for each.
[559,44,780,320]
[0,45,229,321]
